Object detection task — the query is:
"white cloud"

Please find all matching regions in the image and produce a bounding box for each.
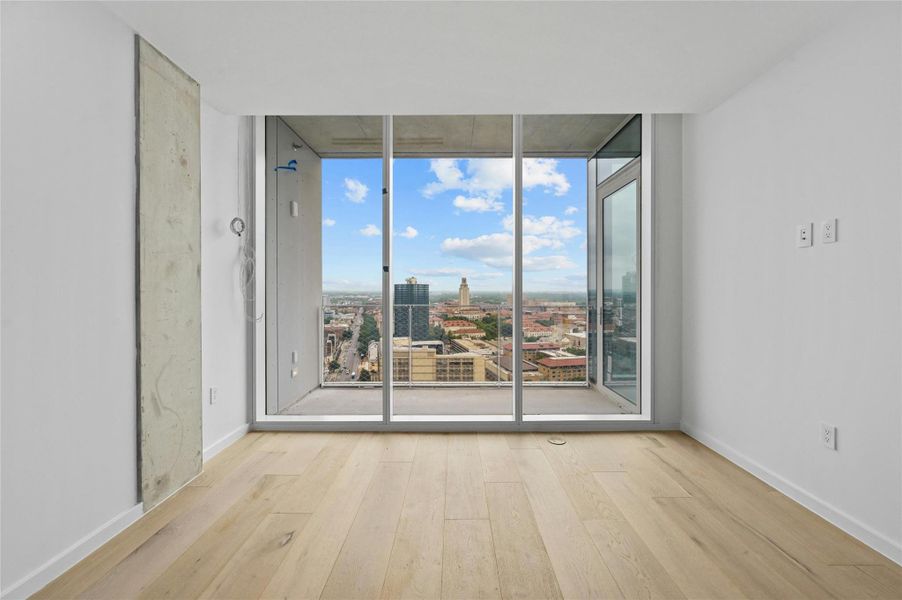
[524,158,570,196]
[422,158,569,199]
[439,233,560,269]
[502,214,580,240]
[344,178,369,203]
[422,159,467,197]
[412,267,469,277]
[523,255,577,271]
[564,206,579,215]
[323,218,336,226]
[453,195,503,213]
[359,223,380,236]
[399,226,418,239]
[441,233,512,264]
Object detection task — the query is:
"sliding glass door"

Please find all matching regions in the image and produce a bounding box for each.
[598,160,640,408]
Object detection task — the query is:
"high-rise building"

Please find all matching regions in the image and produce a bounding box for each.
[394,276,429,341]
[458,277,470,306]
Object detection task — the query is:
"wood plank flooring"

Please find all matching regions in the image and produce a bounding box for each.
[35,432,902,599]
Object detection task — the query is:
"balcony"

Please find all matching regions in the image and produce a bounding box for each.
[276,302,635,417]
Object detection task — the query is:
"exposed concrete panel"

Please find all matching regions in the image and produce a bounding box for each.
[137,37,202,510]
[265,117,323,413]
[281,114,628,158]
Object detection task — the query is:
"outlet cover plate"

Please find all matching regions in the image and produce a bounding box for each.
[821,422,837,450]
[822,218,837,243]
[796,223,813,248]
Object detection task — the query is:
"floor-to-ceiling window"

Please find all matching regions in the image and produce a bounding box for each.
[260,114,650,425]
[390,116,514,420]
[265,116,384,418]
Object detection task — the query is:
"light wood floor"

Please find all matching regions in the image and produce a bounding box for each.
[36,432,902,599]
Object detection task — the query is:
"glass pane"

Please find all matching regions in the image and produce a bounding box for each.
[595,115,640,183]
[267,115,383,417]
[521,114,638,418]
[602,180,639,404]
[587,159,598,386]
[391,115,514,419]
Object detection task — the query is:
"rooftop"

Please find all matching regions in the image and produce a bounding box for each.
[537,357,587,368]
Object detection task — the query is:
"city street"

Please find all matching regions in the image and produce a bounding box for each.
[328,307,363,382]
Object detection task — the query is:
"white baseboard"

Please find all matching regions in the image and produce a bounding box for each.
[1,503,144,600]
[1,425,250,599]
[203,422,250,462]
[680,421,902,566]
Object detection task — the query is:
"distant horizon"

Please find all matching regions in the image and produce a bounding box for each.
[322,289,588,296]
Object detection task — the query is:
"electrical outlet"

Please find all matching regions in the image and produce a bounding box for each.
[822,218,837,243]
[209,387,218,405]
[291,350,299,364]
[796,223,813,248]
[821,422,837,450]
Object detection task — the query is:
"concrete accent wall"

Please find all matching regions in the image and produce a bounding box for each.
[136,37,202,510]
[0,3,139,595]
[682,5,901,562]
[200,101,253,455]
[265,117,323,413]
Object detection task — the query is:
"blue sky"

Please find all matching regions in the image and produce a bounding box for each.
[322,157,588,293]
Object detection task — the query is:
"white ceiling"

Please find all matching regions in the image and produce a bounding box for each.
[105,1,856,116]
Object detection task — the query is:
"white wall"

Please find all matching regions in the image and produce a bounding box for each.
[200,101,252,456]
[652,115,683,427]
[0,7,253,595]
[0,3,138,596]
[682,4,901,562]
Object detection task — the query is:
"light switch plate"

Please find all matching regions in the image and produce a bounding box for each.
[796,223,813,248]
[822,218,837,243]
[290,201,299,218]
[821,422,837,450]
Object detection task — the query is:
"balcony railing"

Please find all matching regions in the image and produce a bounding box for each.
[321,302,589,387]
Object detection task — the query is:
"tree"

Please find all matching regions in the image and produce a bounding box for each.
[356,313,381,354]
[564,346,586,356]
[328,360,340,372]
[426,324,447,342]
[358,368,371,382]
[341,329,353,341]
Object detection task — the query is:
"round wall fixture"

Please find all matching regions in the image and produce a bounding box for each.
[230,217,246,237]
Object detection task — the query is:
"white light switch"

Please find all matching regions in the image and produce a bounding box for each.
[796,223,813,248]
[291,350,299,364]
[290,201,299,218]
[822,218,837,244]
